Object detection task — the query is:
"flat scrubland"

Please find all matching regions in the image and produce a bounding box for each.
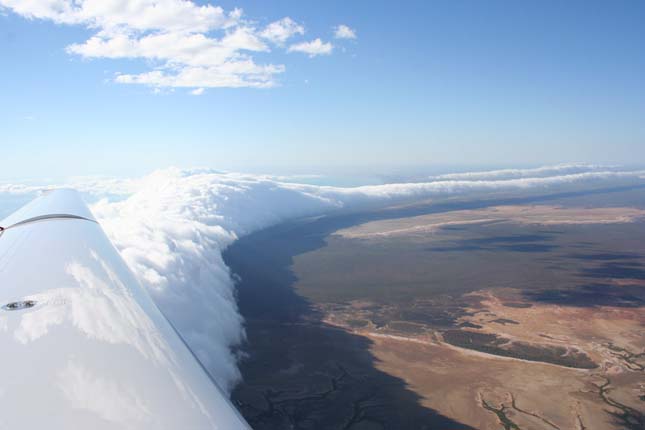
[227,188,645,429]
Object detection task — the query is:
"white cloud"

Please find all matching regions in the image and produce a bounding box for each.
[0,0,236,34]
[114,63,285,89]
[0,0,329,89]
[431,163,618,181]
[260,17,304,45]
[288,38,333,57]
[334,24,356,39]
[190,87,205,96]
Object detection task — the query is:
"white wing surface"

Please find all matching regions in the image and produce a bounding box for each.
[0,189,250,429]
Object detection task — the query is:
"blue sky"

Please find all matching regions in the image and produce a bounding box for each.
[1,1,644,180]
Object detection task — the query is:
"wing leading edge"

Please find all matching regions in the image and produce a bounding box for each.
[0,189,250,429]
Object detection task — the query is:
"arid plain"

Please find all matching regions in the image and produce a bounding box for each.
[226,187,645,429]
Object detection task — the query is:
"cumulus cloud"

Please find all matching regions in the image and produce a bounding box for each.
[260,17,305,45]
[288,38,333,57]
[334,24,356,39]
[0,0,236,32]
[3,164,645,393]
[0,1,331,89]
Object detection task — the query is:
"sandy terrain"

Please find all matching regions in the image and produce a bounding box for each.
[321,288,644,429]
[335,205,645,239]
[321,204,645,428]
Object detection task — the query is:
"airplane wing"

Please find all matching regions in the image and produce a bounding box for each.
[0,189,250,429]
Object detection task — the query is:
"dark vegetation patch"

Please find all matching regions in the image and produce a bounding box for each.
[387,321,427,335]
[501,243,557,252]
[442,330,598,369]
[502,302,532,308]
[351,300,472,332]
[369,315,390,329]
[346,319,369,328]
[566,252,642,261]
[467,234,553,244]
[581,262,645,279]
[459,322,483,329]
[426,245,484,252]
[573,241,596,248]
[440,225,469,231]
[525,284,645,308]
[490,318,519,325]
[396,309,462,327]
[335,296,483,331]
